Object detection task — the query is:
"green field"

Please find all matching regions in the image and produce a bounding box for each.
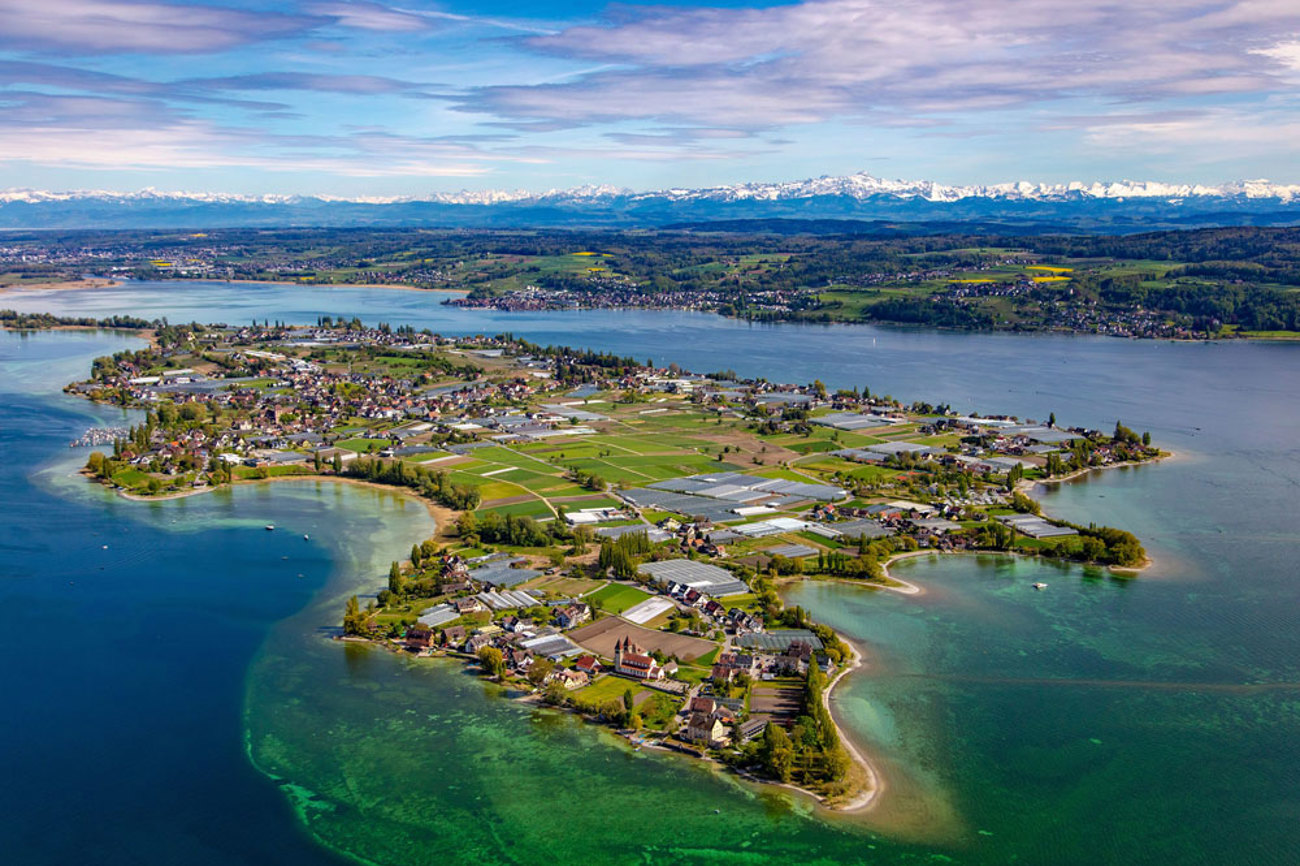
[477,500,554,519]
[336,437,391,453]
[586,583,654,614]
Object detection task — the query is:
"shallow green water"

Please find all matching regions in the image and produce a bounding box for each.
[787,554,1300,866]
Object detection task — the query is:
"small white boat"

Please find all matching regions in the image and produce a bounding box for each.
[303,534,310,540]
[265,524,275,531]
[1032,582,1048,590]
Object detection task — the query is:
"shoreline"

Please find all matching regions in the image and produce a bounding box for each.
[0,277,121,294]
[92,470,460,538]
[183,277,467,294]
[351,617,886,815]
[818,634,883,811]
[14,276,1297,342]
[1021,450,1172,491]
[14,275,1300,349]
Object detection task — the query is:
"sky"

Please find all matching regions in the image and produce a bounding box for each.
[2,0,1300,196]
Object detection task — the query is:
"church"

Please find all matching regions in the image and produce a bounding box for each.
[612,636,663,681]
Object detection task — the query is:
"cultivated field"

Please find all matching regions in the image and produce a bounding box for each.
[569,616,714,662]
[749,683,804,726]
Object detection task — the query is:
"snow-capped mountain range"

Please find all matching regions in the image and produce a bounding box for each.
[4,172,1300,230]
[5,172,1300,206]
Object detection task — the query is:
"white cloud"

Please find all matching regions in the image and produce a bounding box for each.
[0,0,315,54]
[307,1,432,32]
[457,0,1300,129]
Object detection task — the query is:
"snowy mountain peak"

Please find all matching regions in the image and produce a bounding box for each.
[5,172,1300,207]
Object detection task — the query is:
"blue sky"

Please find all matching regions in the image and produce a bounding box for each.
[2,0,1300,195]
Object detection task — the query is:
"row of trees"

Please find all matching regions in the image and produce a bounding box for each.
[1,310,155,330]
[750,660,850,786]
[596,530,654,580]
[343,458,481,510]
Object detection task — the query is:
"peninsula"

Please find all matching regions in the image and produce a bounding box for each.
[39,312,1160,808]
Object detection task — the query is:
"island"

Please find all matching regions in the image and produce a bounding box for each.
[30,311,1162,809]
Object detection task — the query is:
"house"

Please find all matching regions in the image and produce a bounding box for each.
[555,602,591,629]
[465,633,495,654]
[737,718,769,742]
[506,648,534,673]
[684,712,730,748]
[500,614,535,634]
[442,625,467,648]
[454,597,486,615]
[548,668,589,690]
[687,696,717,716]
[574,655,602,676]
[613,636,663,680]
[405,626,435,650]
[775,640,814,675]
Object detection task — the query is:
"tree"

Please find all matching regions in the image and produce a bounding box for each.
[342,595,367,635]
[623,687,635,713]
[527,658,554,686]
[761,723,795,782]
[332,453,343,474]
[478,646,506,679]
[388,561,405,595]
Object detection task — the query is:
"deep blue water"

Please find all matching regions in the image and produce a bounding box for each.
[0,331,375,865]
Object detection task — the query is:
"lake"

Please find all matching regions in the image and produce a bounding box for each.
[2,280,1298,864]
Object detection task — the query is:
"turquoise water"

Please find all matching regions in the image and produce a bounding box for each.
[3,283,1300,864]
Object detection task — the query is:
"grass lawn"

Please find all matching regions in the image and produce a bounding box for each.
[111,467,151,488]
[557,496,623,510]
[407,451,455,463]
[522,574,604,597]
[336,437,391,453]
[639,692,683,728]
[752,468,808,482]
[694,646,721,667]
[575,675,649,705]
[586,583,654,614]
[477,500,553,519]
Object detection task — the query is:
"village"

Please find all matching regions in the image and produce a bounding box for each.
[63,316,1159,804]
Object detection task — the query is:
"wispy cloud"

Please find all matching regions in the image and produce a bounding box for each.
[453,0,1300,130]
[181,71,438,96]
[0,0,318,54]
[306,1,433,32]
[3,0,1300,190]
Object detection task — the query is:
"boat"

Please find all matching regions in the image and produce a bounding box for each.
[1033,582,1048,590]
[265,524,275,531]
[303,534,310,540]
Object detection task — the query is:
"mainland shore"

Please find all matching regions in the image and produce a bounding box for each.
[0,277,120,293]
